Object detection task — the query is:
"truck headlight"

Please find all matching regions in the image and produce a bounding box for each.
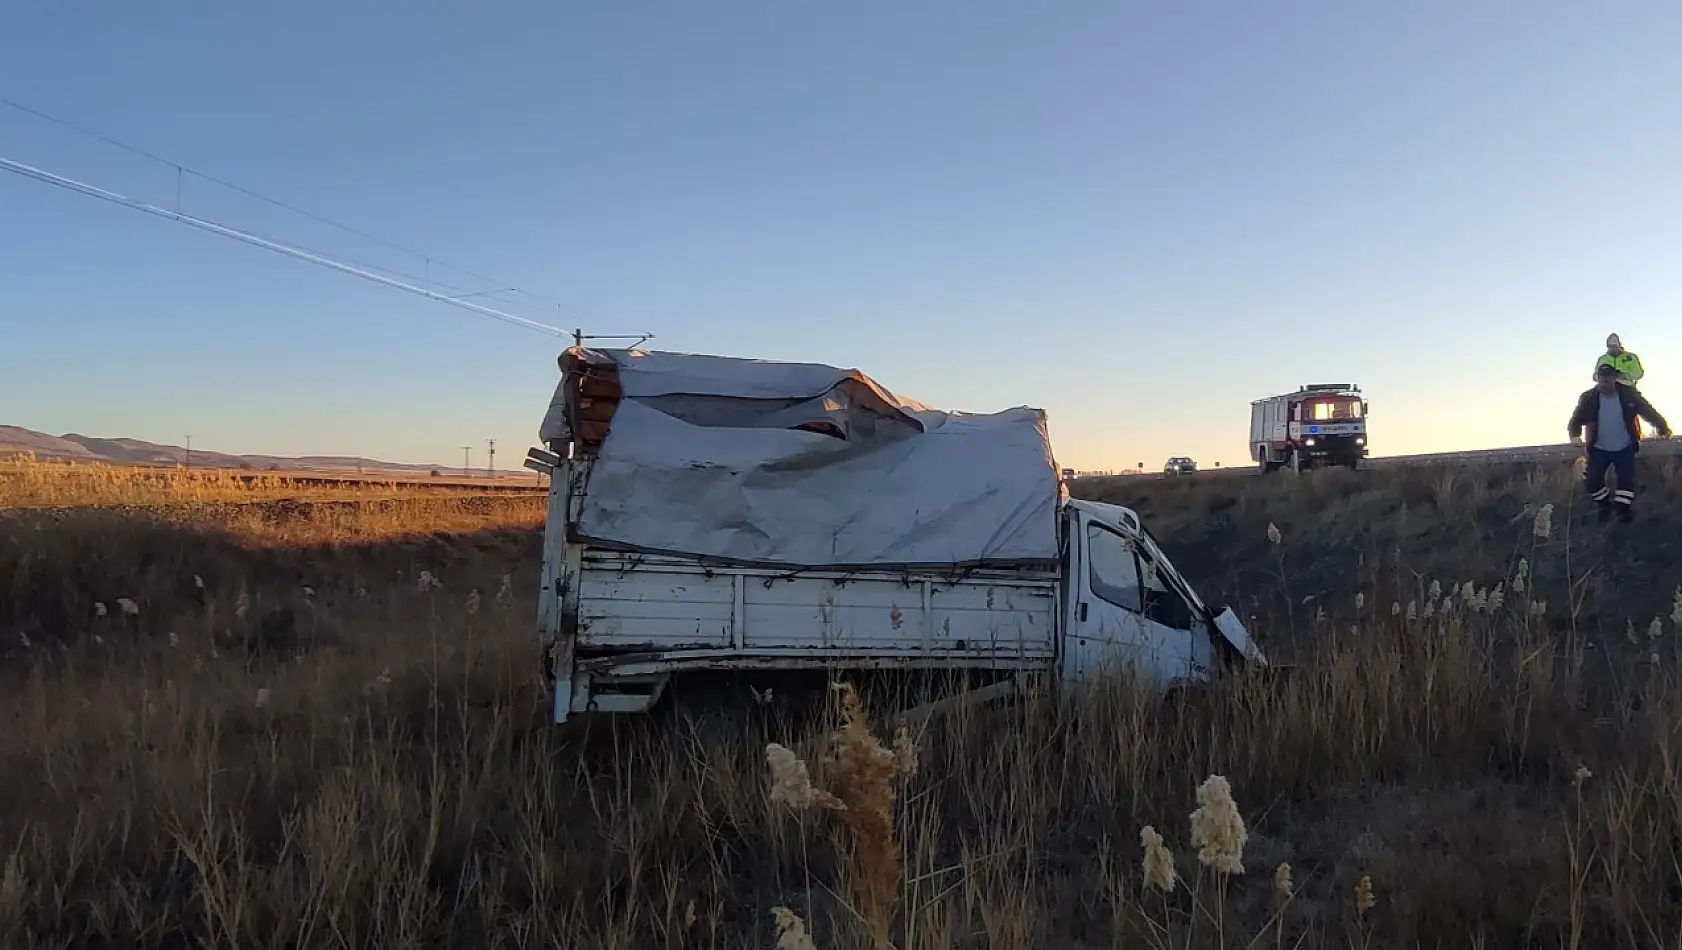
[1304,438,1317,447]
[1355,436,1365,445]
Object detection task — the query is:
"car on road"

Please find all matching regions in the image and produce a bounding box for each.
[1164,457,1198,475]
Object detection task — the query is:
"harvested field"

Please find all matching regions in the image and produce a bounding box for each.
[0,457,543,508]
[3,462,1682,948]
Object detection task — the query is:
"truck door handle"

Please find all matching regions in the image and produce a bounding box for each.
[1078,602,1088,622]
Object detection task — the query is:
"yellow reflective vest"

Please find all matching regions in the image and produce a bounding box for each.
[1596,350,1644,385]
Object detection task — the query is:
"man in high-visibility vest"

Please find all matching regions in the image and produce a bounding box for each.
[1596,333,1644,388]
[1569,361,1672,523]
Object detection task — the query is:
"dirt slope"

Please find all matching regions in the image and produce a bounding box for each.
[1076,457,1682,656]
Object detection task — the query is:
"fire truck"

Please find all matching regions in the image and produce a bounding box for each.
[1250,384,1368,472]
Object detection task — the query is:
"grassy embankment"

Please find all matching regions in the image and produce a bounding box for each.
[3,457,1682,948]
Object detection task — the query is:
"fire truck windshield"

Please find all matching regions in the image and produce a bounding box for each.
[1305,398,1363,422]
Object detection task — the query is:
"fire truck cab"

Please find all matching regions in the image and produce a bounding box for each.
[1250,384,1368,472]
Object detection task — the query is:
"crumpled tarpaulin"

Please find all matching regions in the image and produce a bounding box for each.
[538,347,1063,570]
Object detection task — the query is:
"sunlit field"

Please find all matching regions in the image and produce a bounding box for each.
[0,456,541,508]
[3,459,1681,948]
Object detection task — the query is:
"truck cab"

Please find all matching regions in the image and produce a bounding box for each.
[1060,498,1263,688]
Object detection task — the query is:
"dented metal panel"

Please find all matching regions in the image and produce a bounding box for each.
[535,475,572,644]
[578,649,1048,677]
[576,567,735,648]
[545,457,590,724]
[573,551,1057,661]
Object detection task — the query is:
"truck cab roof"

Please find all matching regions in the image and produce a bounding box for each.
[1066,498,1213,611]
[1066,498,1142,535]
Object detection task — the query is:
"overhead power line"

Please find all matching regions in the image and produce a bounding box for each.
[0,95,560,309]
[0,154,565,336]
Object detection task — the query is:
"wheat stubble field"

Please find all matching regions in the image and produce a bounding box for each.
[4,457,1682,949]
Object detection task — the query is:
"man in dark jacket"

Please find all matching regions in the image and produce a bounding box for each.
[1568,362,1673,522]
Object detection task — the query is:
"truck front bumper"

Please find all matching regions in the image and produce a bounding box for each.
[1296,435,1366,460]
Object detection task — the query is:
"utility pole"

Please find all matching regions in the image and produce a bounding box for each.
[571,327,653,352]
[461,445,472,478]
[184,435,192,470]
[486,439,496,477]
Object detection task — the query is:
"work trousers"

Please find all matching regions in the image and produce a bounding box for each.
[1585,445,1637,509]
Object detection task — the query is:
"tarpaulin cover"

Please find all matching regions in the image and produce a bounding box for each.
[539,348,1062,569]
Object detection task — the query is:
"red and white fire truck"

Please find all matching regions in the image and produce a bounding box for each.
[1250,384,1368,472]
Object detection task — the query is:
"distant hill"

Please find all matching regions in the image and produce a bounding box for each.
[0,428,102,461]
[0,425,459,477]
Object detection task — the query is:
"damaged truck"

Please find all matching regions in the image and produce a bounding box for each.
[528,346,1266,725]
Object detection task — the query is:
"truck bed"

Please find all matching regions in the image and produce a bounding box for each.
[573,550,1059,667]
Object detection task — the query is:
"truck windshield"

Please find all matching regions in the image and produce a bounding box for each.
[1305,399,1362,421]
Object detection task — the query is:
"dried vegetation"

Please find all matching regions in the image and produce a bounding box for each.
[0,455,541,508]
[1,460,1681,948]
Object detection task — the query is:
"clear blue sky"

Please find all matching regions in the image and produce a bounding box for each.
[4,2,1681,471]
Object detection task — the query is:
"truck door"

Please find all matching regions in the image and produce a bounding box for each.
[1064,511,1210,689]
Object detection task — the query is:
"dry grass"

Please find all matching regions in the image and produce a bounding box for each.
[1082,457,1682,665]
[0,455,540,508]
[3,463,1682,948]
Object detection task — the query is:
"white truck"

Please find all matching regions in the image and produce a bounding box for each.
[530,346,1265,725]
